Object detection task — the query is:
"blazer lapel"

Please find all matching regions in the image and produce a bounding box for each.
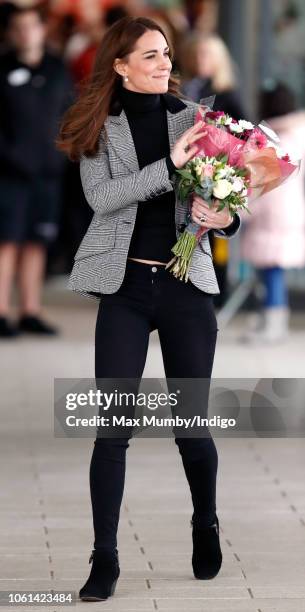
[104,96,197,231]
[104,110,139,173]
[104,93,192,173]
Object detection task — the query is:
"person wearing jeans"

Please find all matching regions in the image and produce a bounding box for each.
[240,83,305,344]
[57,16,241,602]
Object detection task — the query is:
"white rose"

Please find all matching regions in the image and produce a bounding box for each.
[213,179,233,200]
[215,168,228,179]
[232,177,244,192]
[238,119,254,130]
[229,123,243,134]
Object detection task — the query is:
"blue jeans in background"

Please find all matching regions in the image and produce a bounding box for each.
[259,267,288,307]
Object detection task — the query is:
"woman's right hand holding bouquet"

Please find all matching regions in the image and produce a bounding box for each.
[170,120,206,168]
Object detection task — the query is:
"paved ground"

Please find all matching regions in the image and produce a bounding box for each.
[1,292,305,612]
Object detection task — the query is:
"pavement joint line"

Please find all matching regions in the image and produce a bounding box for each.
[225,539,232,547]
[249,443,304,532]
[140,547,145,555]
[134,533,139,541]
[247,587,254,598]
[234,553,241,562]
[241,569,247,580]
[148,561,154,571]
[28,439,54,575]
[153,599,158,610]
[146,579,151,589]
[300,517,305,526]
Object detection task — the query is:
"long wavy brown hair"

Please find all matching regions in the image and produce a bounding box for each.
[56,16,184,162]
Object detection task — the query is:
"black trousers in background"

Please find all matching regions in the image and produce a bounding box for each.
[90,259,219,551]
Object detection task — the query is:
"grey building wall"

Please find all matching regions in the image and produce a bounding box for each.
[217,0,261,120]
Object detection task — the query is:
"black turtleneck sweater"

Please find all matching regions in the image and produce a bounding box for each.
[118,85,178,262]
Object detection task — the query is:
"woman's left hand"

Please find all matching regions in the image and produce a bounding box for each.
[191,194,233,230]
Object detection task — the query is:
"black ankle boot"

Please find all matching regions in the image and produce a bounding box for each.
[191,514,222,579]
[79,549,120,601]
[0,316,19,338]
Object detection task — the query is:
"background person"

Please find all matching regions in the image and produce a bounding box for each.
[179,32,247,307]
[240,83,305,343]
[0,3,74,337]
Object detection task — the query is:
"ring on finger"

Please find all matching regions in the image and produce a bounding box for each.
[199,214,207,223]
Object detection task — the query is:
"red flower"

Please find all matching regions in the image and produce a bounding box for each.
[205,111,225,120]
[282,153,291,162]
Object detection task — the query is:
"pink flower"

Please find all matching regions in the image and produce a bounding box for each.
[248,128,268,149]
[202,164,214,178]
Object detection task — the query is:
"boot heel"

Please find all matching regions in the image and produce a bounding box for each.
[110,577,118,596]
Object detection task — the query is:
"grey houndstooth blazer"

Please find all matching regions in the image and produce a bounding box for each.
[67,93,241,301]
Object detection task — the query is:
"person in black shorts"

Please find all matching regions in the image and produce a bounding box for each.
[0,4,73,337]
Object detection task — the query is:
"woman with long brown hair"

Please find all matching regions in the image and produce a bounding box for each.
[57,16,240,602]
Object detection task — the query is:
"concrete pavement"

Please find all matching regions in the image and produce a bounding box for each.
[1,297,305,611]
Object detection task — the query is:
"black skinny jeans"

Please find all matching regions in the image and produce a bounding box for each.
[90,259,219,552]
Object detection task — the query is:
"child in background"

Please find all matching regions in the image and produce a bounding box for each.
[240,83,305,343]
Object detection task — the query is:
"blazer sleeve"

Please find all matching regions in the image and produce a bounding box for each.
[213,212,241,239]
[80,130,175,216]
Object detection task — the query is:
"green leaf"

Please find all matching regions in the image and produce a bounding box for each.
[177,169,194,180]
[216,202,226,212]
[217,153,229,164]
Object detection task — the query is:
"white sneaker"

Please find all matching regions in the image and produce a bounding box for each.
[239,310,265,343]
[240,307,290,345]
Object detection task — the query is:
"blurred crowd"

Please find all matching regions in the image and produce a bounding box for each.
[0,0,304,343]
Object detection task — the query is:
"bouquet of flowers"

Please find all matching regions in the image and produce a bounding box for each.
[165,102,300,282]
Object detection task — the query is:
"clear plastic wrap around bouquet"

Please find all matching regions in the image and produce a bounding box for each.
[165,100,301,282]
